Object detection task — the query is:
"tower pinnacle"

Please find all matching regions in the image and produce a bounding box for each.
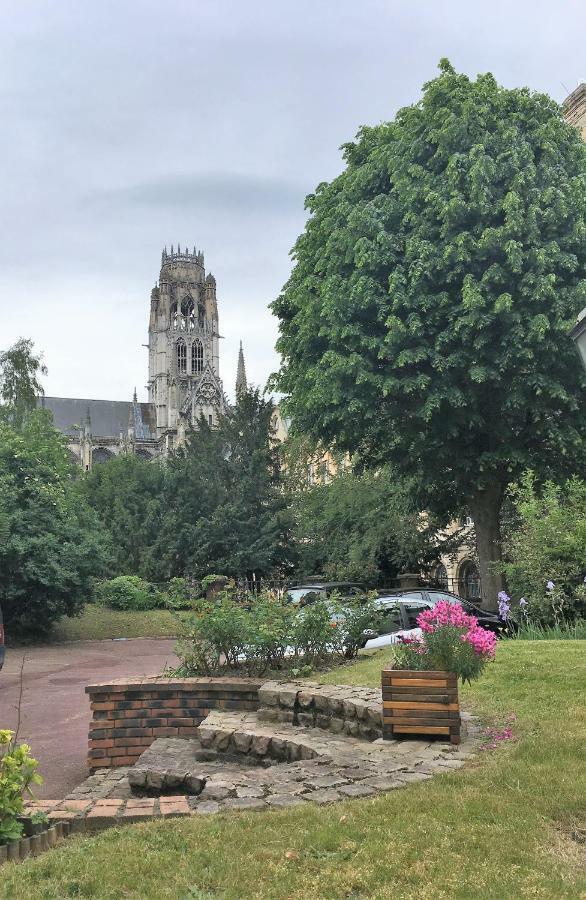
[235,341,247,395]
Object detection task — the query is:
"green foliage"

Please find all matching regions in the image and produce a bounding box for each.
[162,577,198,610]
[77,454,167,581]
[200,574,228,593]
[501,473,586,623]
[157,387,296,581]
[0,338,47,429]
[512,619,586,640]
[271,61,586,604]
[0,411,109,636]
[174,592,383,676]
[95,575,160,611]
[0,730,42,845]
[292,465,450,584]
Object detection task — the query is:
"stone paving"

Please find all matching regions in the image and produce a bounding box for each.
[26,705,481,829]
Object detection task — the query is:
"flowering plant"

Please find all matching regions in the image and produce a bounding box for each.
[392,601,497,683]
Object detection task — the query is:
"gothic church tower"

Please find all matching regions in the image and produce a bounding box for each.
[148,245,225,445]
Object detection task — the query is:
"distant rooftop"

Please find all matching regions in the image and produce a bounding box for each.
[38,396,157,441]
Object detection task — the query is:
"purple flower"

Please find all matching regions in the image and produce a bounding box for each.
[546,581,555,592]
[497,591,511,621]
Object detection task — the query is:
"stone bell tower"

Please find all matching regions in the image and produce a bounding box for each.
[148,245,225,445]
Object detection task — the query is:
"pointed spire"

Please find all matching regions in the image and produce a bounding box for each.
[236,341,247,395]
[133,386,137,403]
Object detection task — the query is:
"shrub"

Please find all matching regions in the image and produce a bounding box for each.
[95,575,159,611]
[393,601,496,683]
[173,591,384,676]
[0,730,42,844]
[162,577,199,610]
[501,474,586,624]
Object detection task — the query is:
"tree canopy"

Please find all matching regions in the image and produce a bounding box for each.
[271,61,586,607]
[0,339,47,428]
[0,411,109,635]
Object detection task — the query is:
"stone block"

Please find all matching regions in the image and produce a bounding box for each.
[257,683,280,707]
[316,714,330,730]
[251,734,271,756]
[232,731,253,753]
[184,774,206,794]
[342,700,356,719]
[278,689,298,709]
[277,710,295,725]
[329,718,345,734]
[297,692,315,709]
[343,720,359,737]
[297,712,314,728]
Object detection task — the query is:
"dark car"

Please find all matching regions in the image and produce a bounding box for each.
[286,582,366,607]
[0,603,5,671]
[376,587,507,635]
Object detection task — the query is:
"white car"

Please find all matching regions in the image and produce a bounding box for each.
[359,596,432,650]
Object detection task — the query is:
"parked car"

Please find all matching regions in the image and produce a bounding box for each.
[0,602,5,671]
[376,588,507,635]
[285,582,366,607]
[359,596,429,650]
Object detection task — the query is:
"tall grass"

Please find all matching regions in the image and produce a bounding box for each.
[511,618,586,640]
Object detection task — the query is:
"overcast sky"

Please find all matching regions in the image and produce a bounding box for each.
[1,0,584,402]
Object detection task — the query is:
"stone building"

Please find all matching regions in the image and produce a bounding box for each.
[40,246,234,468]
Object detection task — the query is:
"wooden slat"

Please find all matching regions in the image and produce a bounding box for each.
[382,670,454,680]
[382,693,453,704]
[392,725,451,734]
[383,684,456,696]
[388,678,450,688]
[383,709,459,720]
[384,716,458,727]
[383,700,459,711]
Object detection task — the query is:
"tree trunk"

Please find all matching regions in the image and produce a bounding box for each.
[469,482,505,612]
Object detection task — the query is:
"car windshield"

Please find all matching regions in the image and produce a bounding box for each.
[287,588,325,605]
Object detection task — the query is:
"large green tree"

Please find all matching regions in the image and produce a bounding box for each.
[292,466,450,585]
[78,454,167,580]
[0,411,109,636]
[272,61,586,608]
[0,338,46,428]
[157,387,296,582]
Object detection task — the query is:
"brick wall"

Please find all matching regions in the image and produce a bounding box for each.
[85,677,263,770]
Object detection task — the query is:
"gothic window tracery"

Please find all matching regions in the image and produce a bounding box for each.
[170,302,179,329]
[192,339,204,374]
[198,301,205,329]
[176,339,187,373]
[182,298,195,332]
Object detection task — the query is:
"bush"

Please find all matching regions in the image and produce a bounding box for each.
[501,474,586,624]
[0,730,42,844]
[173,591,383,676]
[95,576,159,611]
[162,577,199,610]
[0,412,109,638]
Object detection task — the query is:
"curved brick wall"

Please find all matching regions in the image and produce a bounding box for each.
[85,677,263,770]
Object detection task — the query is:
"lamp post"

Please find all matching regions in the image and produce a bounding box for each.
[570,307,586,373]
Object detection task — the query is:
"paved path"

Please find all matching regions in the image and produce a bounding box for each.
[0,639,178,799]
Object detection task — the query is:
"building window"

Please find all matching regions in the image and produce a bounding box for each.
[176,340,187,373]
[458,561,481,601]
[208,413,213,426]
[192,339,204,374]
[433,562,449,590]
[198,301,206,329]
[170,302,178,329]
[182,298,195,331]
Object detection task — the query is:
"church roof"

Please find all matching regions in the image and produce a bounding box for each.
[38,396,157,441]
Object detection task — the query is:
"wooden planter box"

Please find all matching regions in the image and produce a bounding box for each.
[382,666,460,744]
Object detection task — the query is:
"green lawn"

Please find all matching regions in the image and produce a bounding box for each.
[48,605,188,642]
[2,641,585,899]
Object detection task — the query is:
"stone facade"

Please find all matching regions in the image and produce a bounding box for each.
[40,246,237,468]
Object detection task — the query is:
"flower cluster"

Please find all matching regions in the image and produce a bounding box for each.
[417,601,478,632]
[497,590,511,621]
[479,714,517,751]
[464,625,497,658]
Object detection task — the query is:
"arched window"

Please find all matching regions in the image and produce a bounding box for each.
[458,561,481,601]
[182,298,195,332]
[198,301,205,329]
[433,562,449,590]
[170,302,178,329]
[192,339,204,374]
[176,340,187,373]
